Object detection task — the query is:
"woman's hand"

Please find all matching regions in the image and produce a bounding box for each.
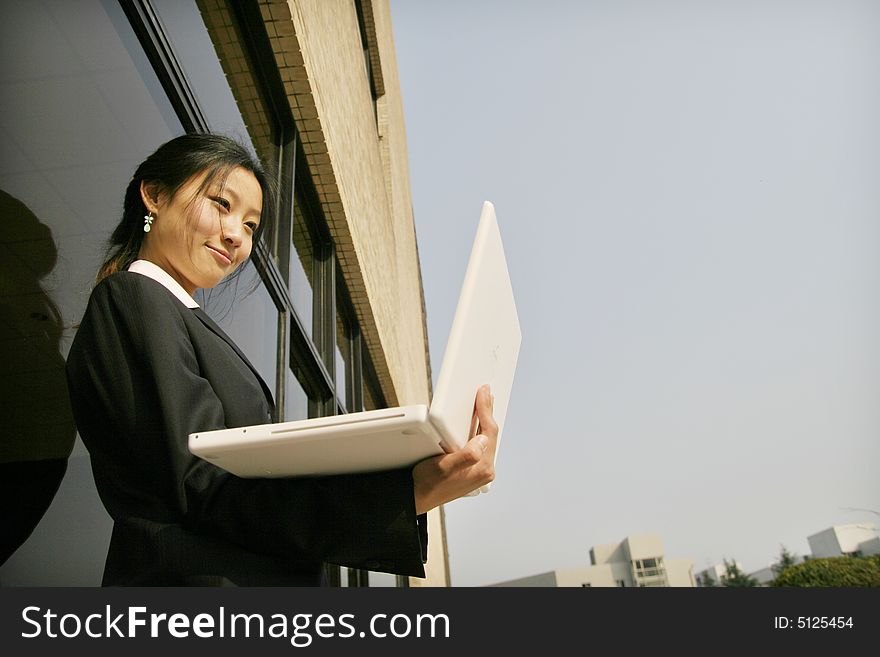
[412,384,498,515]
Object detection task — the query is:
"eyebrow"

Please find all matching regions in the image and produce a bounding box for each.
[216,184,263,221]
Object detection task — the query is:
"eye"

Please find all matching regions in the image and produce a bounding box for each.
[211,196,230,211]
[244,221,259,233]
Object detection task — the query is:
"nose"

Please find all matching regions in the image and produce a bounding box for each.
[220,215,243,248]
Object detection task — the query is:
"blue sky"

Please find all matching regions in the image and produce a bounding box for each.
[391,0,880,586]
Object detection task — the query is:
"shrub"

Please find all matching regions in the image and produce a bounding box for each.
[772,555,880,587]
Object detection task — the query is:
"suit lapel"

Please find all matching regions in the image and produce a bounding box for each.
[190,307,275,414]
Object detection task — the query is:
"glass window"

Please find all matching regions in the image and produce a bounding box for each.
[285,359,309,421]
[335,305,351,410]
[290,194,316,339]
[0,0,183,585]
[335,338,347,409]
[151,0,275,169]
[0,2,182,354]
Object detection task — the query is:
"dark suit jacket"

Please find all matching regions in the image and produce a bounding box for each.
[66,272,427,586]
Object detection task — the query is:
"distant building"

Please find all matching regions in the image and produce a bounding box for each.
[808,524,880,558]
[748,566,775,587]
[746,524,879,587]
[491,534,695,587]
[748,555,807,587]
[694,561,745,587]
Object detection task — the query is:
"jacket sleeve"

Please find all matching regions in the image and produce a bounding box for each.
[68,273,427,577]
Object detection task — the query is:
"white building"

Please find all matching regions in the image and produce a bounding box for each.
[492,534,695,587]
[722,523,879,587]
[693,561,745,587]
[747,555,807,587]
[807,524,879,558]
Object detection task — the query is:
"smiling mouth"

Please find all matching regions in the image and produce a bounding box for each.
[206,245,233,265]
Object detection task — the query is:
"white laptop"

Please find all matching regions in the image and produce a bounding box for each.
[189,202,521,492]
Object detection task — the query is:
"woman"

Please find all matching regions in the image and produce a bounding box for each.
[66,134,496,586]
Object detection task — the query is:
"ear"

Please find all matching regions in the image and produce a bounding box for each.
[140,180,164,214]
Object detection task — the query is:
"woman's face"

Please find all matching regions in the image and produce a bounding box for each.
[139,166,263,294]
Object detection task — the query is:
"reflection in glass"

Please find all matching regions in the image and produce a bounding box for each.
[0,0,180,584]
[0,191,76,564]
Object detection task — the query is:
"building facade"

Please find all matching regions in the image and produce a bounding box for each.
[492,534,695,587]
[807,524,880,559]
[0,0,448,587]
[694,561,746,587]
[700,523,879,586]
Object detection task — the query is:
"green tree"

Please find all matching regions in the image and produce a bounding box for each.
[771,545,799,581]
[722,559,758,587]
[772,555,880,587]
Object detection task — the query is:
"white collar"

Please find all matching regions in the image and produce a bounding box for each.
[128,260,199,309]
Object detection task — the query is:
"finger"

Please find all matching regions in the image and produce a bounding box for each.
[463,434,488,461]
[441,434,487,471]
[474,385,499,439]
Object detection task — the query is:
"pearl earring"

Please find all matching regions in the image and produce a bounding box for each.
[143,211,154,233]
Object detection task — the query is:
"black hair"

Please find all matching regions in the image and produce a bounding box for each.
[96,133,276,284]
